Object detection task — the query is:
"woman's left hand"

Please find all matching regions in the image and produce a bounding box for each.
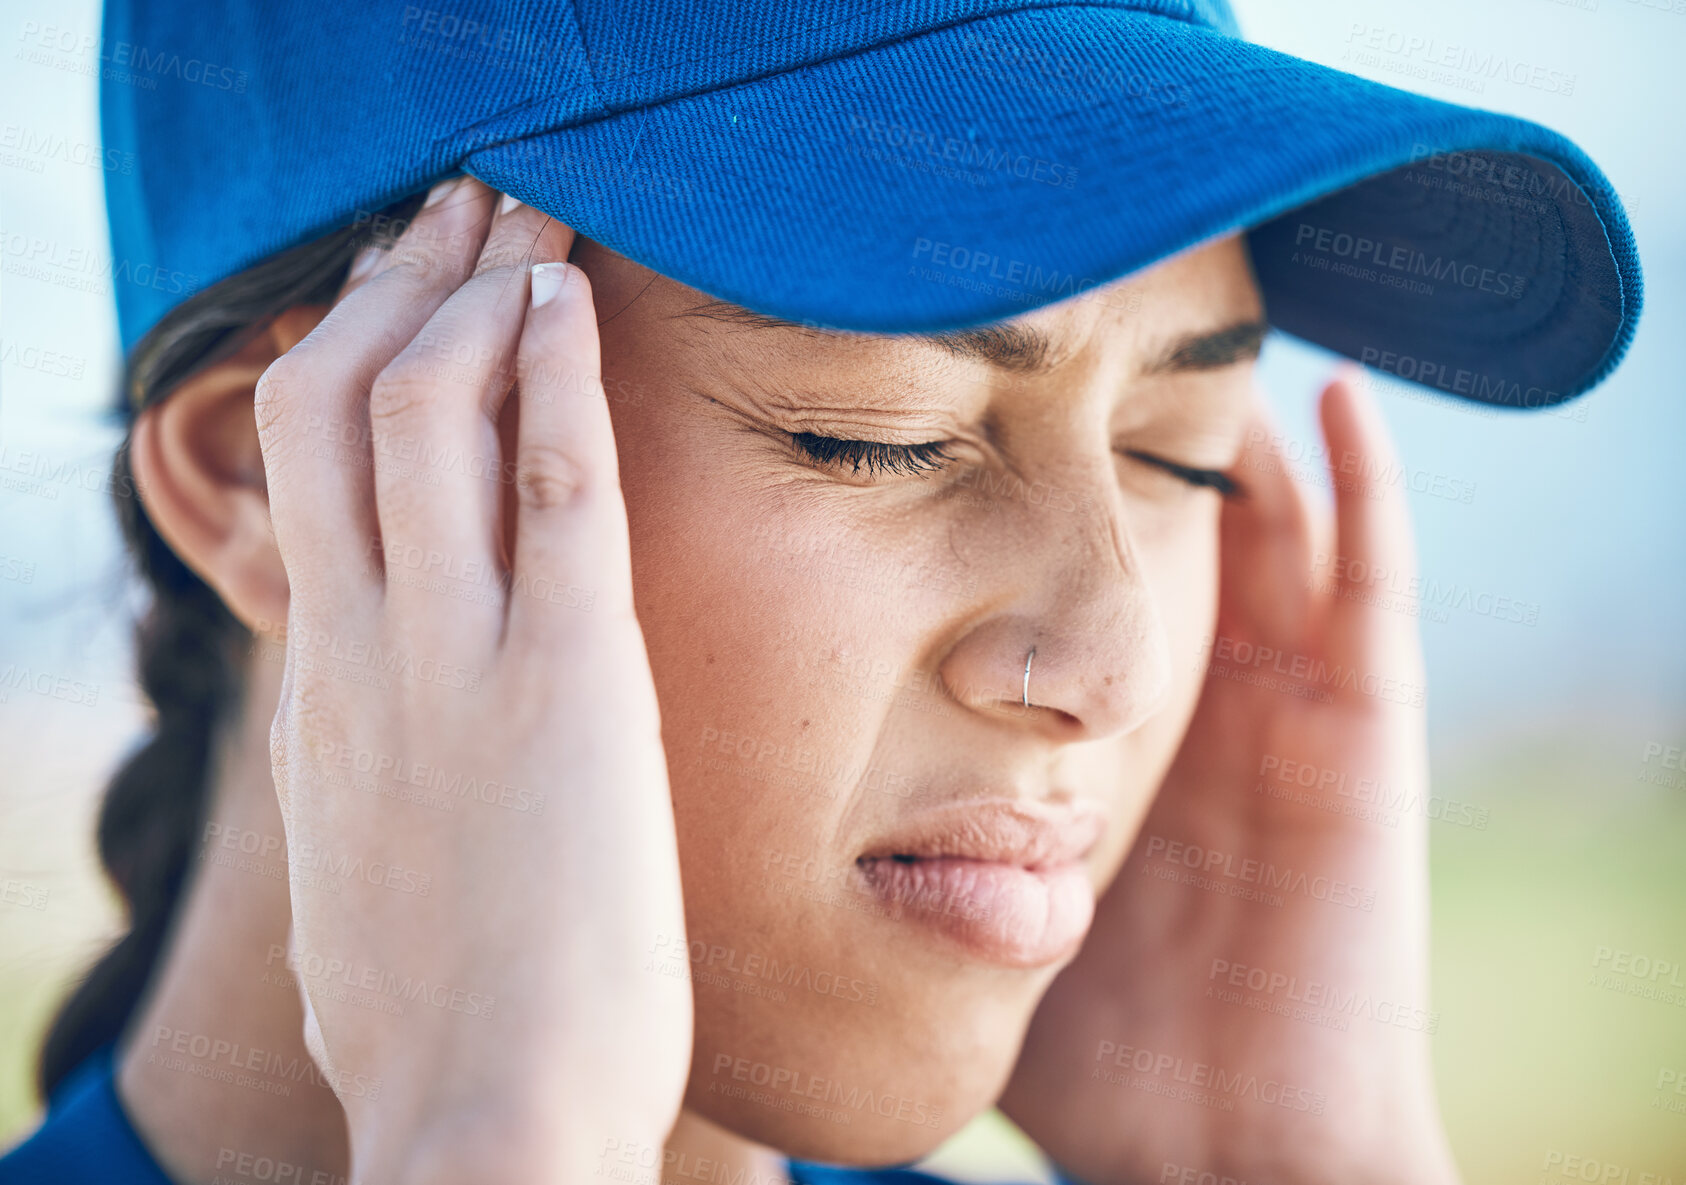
[999,373,1462,1185]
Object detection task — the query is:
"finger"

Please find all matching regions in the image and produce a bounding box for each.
[1215,389,1320,647]
[254,176,494,611]
[337,177,484,303]
[340,241,386,303]
[1317,366,1424,680]
[371,193,576,630]
[504,261,637,648]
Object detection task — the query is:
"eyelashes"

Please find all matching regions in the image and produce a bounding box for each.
[789,432,956,477]
[1119,449,1241,498]
[789,432,1240,497]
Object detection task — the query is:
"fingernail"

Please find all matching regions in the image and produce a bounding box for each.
[499,192,522,216]
[345,244,383,284]
[423,177,460,208]
[530,262,571,307]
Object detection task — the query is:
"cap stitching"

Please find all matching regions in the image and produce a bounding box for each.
[445,0,1220,159]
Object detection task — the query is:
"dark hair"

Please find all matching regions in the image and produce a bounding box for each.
[36,192,428,1099]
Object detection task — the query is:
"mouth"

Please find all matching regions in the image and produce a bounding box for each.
[852,799,1105,969]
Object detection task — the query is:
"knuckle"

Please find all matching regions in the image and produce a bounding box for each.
[253,353,308,443]
[368,360,440,427]
[279,678,339,773]
[268,708,293,773]
[471,246,538,278]
[383,219,481,280]
[514,443,592,511]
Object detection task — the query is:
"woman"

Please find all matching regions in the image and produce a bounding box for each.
[1,0,1642,1182]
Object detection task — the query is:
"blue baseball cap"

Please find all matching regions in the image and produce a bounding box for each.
[99,0,1641,410]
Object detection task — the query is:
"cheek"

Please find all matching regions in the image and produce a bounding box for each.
[602,386,883,909]
[602,393,1007,1156]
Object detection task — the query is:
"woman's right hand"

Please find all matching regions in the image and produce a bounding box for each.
[253,176,691,1182]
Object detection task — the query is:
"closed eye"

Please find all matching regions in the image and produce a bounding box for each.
[791,431,1241,498]
[790,432,955,477]
[1121,449,1241,498]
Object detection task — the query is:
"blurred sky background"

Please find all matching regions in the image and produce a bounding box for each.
[1,0,1682,1182]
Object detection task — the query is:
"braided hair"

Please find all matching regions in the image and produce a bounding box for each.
[36,191,428,1098]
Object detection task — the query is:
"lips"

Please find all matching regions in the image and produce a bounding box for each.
[853,799,1105,968]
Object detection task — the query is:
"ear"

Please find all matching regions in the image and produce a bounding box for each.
[129,305,329,631]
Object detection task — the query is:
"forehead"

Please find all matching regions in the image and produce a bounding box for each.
[985,234,1263,367]
[575,233,1261,367]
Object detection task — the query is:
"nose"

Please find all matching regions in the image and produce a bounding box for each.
[937,480,1172,741]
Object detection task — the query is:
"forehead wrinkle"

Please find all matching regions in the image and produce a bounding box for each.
[671,301,991,411]
[673,298,1073,373]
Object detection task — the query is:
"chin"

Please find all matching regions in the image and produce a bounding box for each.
[683,1067,990,1166]
[682,980,1034,1166]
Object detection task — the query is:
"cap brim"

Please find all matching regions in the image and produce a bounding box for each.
[462,6,1640,408]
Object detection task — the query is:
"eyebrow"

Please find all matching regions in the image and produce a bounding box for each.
[678,300,1269,376]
